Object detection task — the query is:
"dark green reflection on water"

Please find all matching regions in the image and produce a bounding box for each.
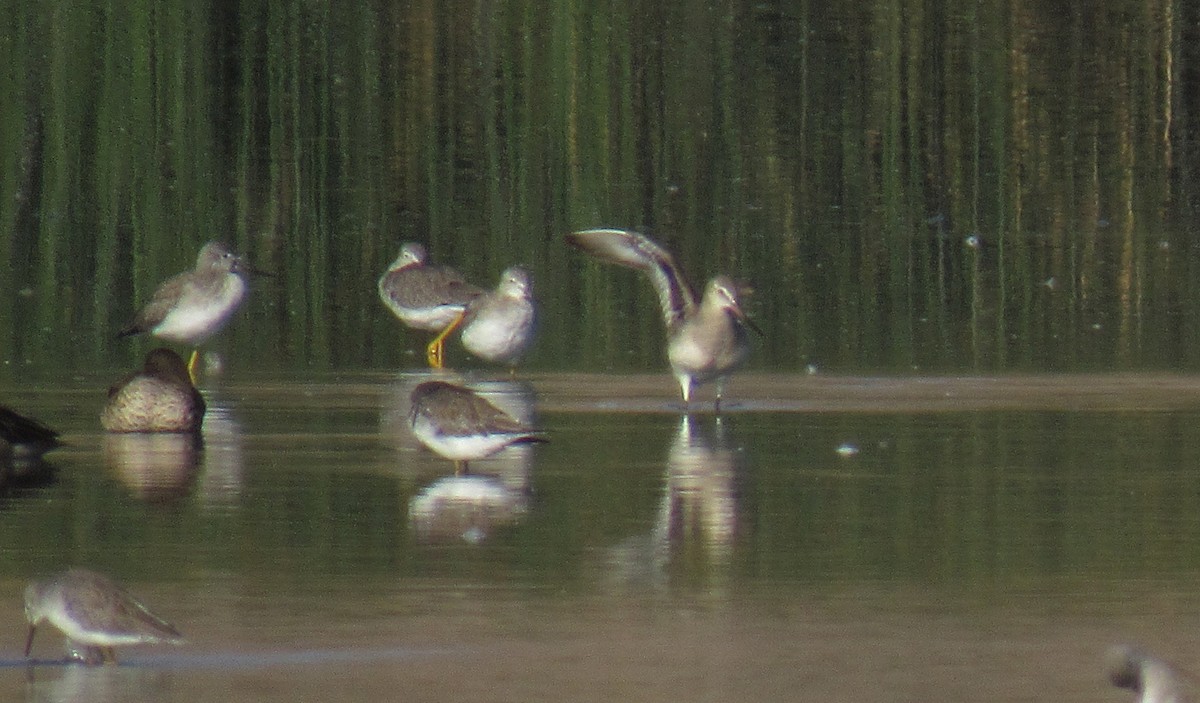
[2,2,1200,376]
[739,409,1200,587]
[3,386,1199,597]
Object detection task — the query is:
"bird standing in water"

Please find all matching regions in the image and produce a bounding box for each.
[24,567,185,665]
[408,380,546,474]
[566,228,760,412]
[119,241,249,383]
[460,266,537,371]
[378,242,482,369]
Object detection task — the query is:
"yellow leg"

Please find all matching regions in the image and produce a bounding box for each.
[187,349,201,385]
[425,339,444,369]
[425,310,467,369]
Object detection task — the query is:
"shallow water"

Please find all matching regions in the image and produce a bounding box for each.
[1,370,1199,701]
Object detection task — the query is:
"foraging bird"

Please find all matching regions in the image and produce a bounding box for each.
[408,380,546,474]
[460,266,537,369]
[0,405,60,468]
[24,567,185,665]
[101,348,206,433]
[1108,643,1197,702]
[378,243,483,369]
[566,228,760,412]
[118,242,249,382]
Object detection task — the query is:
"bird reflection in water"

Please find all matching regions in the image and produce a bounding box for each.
[659,414,739,558]
[1108,643,1198,703]
[383,375,537,543]
[605,415,741,589]
[102,433,202,503]
[101,400,245,505]
[408,475,529,544]
[24,665,176,703]
[192,401,245,506]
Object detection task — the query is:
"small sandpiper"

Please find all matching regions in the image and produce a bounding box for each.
[0,405,60,469]
[378,243,483,369]
[119,242,249,382]
[408,380,546,474]
[460,266,537,370]
[101,348,206,433]
[24,567,185,665]
[566,228,761,412]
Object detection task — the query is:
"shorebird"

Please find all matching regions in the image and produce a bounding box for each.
[24,567,185,665]
[408,380,546,474]
[378,243,482,369]
[118,242,249,382]
[101,348,206,433]
[0,405,60,468]
[565,228,760,412]
[1108,643,1197,703]
[460,266,537,370]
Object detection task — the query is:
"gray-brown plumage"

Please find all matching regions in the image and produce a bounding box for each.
[101,348,206,433]
[119,242,247,345]
[119,242,249,381]
[378,242,483,368]
[24,567,184,665]
[1108,643,1197,703]
[408,380,546,473]
[460,266,537,368]
[566,228,760,411]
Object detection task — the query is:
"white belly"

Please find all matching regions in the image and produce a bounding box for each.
[153,277,247,344]
[461,308,534,363]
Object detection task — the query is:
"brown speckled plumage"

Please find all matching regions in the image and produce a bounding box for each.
[102,349,205,433]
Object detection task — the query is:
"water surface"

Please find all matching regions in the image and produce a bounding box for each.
[0,371,1196,701]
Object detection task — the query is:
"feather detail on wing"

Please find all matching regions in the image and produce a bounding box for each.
[566,228,696,330]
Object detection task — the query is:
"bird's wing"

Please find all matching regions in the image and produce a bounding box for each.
[62,571,183,642]
[382,266,482,309]
[118,273,188,337]
[411,384,534,436]
[566,228,696,329]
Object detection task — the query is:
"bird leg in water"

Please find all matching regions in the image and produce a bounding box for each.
[425,310,468,369]
[187,349,201,385]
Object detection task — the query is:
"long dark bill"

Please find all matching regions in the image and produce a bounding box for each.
[726,306,764,337]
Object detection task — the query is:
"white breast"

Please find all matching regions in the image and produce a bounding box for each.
[153,277,247,344]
